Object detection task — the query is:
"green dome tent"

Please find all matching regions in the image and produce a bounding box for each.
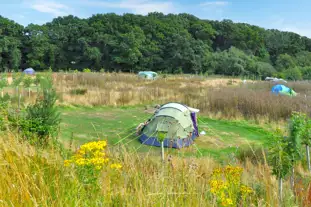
[139,103,199,149]
[138,71,158,80]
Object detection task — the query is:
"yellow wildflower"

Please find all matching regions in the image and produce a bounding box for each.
[64,159,72,167]
[75,158,88,166]
[95,165,102,170]
[110,163,122,169]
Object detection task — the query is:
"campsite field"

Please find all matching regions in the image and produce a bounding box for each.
[2,72,311,206]
[59,105,272,160]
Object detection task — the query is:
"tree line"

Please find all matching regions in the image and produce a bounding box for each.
[1,12,311,79]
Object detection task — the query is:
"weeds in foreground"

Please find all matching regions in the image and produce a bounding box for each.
[64,140,122,186]
[209,166,254,206]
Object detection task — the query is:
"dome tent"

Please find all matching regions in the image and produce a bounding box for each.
[138,71,158,80]
[139,103,199,149]
[271,84,297,97]
[23,68,35,75]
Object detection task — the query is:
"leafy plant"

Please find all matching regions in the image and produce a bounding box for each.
[34,74,42,86]
[64,140,122,187]
[83,68,91,73]
[268,129,292,202]
[23,76,33,98]
[301,116,311,171]
[208,166,253,206]
[14,76,60,147]
[287,111,305,188]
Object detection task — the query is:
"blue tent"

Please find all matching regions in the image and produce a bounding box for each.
[271,84,297,96]
[23,68,35,75]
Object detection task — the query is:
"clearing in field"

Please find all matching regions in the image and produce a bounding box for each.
[59,105,271,160]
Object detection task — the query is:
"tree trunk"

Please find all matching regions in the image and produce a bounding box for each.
[307,145,311,172]
[1,90,3,98]
[279,178,283,204]
[28,88,30,98]
[161,141,164,162]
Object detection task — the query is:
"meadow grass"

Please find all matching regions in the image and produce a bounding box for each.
[2,72,311,206]
[0,132,306,207]
[53,72,311,122]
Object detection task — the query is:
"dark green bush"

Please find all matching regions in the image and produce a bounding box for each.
[9,76,61,147]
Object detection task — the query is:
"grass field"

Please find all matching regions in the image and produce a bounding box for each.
[59,105,272,160]
[2,72,311,206]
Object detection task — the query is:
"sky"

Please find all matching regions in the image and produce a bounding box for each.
[1,0,311,37]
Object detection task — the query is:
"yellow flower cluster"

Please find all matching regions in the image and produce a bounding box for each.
[110,163,122,169]
[64,140,122,171]
[221,198,233,206]
[240,184,253,194]
[209,166,253,207]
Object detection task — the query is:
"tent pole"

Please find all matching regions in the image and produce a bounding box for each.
[161,141,165,162]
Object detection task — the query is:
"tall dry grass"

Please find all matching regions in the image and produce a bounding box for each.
[53,73,311,122]
[0,133,307,206]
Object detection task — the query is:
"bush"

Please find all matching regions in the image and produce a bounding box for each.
[10,76,61,147]
[23,76,33,88]
[70,88,88,95]
[83,68,91,73]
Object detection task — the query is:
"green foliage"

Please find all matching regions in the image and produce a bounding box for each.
[12,72,24,87]
[300,66,311,79]
[2,14,311,78]
[287,112,306,163]
[23,76,33,88]
[301,117,311,146]
[0,77,7,89]
[0,93,10,130]
[83,68,91,73]
[268,129,292,179]
[283,67,302,81]
[34,74,42,86]
[157,131,166,143]
[11,76,60,147]
[275,54,296,72]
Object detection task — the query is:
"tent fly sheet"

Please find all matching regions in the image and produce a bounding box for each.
[139,103,199,149]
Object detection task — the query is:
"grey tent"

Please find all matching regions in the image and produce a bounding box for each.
[139,103,199,148]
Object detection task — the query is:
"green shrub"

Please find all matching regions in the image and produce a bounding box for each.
[10,76,61,147]
[34,74,42,86]
[83,68,91,73]
[23,76,33,88]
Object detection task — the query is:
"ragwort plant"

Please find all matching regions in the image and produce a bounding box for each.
[64,140,122,187]
[208,166,253,206]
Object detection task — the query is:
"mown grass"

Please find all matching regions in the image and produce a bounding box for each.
[59,106,273,161]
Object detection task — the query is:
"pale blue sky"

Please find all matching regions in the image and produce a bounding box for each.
[1,0,310,37]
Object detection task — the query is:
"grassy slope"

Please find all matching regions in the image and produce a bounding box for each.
[59,105,272,160]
